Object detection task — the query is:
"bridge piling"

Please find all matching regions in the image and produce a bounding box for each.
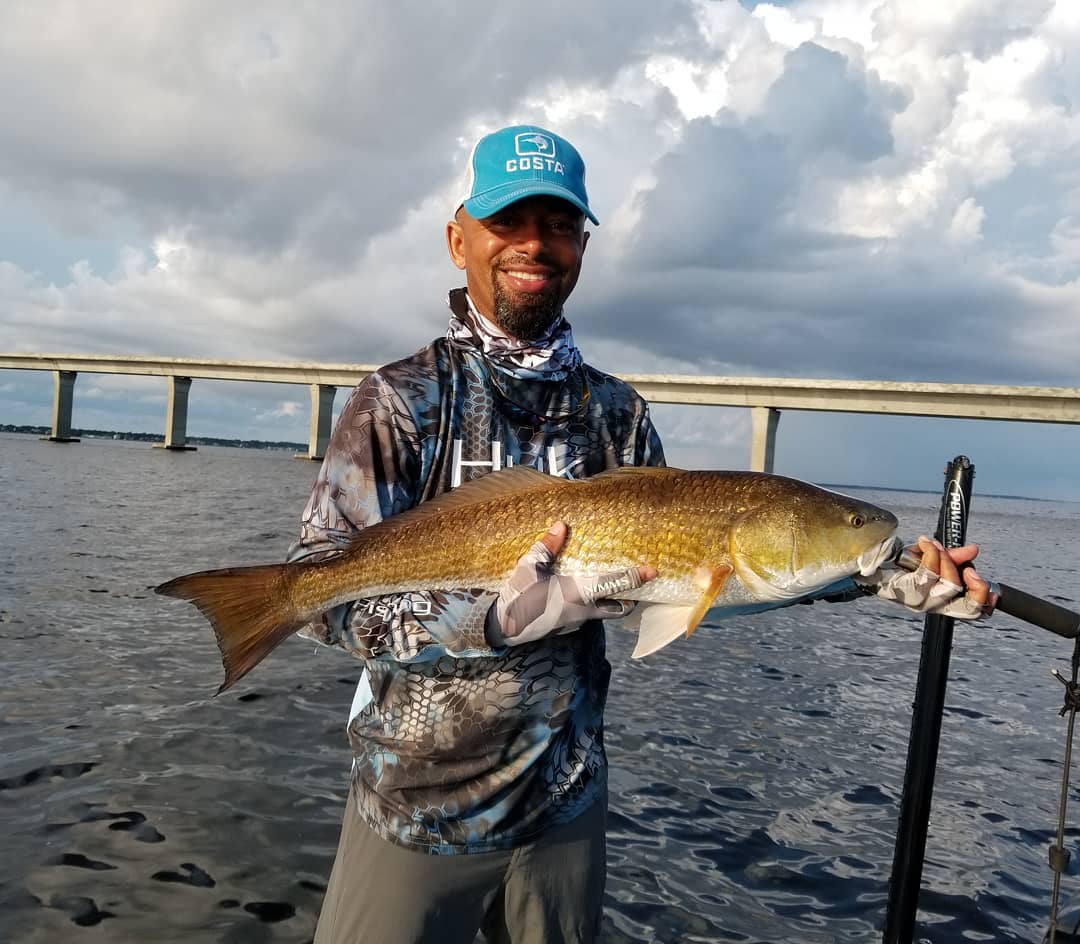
[297,383,336,461]
[750,406,780,473]
[155,376,197,451]
[42,370,80,443]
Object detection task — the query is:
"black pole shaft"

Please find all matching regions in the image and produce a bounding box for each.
[882,456,975,944]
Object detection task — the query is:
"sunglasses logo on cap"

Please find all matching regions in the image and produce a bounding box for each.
[515,133,556,157]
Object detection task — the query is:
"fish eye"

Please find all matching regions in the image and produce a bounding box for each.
[850,513,865,528]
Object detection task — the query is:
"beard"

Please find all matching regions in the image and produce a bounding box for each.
[490,269,563,341]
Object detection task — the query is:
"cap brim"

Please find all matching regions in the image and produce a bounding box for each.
[463,182,599,226]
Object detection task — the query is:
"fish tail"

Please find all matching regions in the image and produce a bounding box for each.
[156,564,304,694]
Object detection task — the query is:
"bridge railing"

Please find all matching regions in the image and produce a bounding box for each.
[2,353,1079,468]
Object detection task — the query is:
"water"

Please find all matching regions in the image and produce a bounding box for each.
[2,432,1079,943]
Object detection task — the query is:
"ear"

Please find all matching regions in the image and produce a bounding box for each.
[446,219,466,270]
[582,229,590,255]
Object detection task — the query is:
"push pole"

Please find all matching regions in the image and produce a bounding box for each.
[882,455,975,944]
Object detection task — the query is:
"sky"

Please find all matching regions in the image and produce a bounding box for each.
[2,0,1079,501]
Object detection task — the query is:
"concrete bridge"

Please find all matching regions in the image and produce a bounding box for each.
[2,352,1080,471]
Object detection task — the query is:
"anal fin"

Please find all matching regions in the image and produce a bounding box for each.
[630,604,697,658]
[630,563,733,659]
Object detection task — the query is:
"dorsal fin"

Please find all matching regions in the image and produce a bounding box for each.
[344,466,576,546]
[587,465,683,481]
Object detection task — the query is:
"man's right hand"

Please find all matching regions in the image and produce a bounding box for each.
[486,522,657,646]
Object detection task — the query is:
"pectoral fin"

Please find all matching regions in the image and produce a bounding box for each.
[686,563,733,638]
[630,563,733,659]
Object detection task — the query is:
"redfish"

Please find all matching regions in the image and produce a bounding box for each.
[157,466,898,691]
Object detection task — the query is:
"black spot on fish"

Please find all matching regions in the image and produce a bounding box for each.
[151,863,216,888]
[244,901,296,923]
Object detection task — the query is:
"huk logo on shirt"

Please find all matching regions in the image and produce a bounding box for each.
[451,439,583,487]
[507,132,564,175]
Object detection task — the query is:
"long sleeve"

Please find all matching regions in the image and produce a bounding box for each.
[636,403,666,470]
[287,371,502,662]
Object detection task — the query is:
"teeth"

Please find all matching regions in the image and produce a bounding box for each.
[506,271,547,281]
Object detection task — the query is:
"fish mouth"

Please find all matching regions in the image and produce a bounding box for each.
[856,535,903,576]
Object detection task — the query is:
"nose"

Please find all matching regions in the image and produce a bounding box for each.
[511,220,547,255]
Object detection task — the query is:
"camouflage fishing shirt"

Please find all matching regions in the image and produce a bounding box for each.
[288,289,665,854]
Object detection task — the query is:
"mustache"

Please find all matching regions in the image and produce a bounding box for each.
[498,252,564,274]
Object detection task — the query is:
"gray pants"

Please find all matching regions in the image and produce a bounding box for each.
[313,791,607,944]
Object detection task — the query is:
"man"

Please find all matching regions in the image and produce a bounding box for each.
[289,125,992,944]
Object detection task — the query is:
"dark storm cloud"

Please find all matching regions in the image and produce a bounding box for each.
[620,43,908,273]
[580,235,1050,386]
[759,42,908,164]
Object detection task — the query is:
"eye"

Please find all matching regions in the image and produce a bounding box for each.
[850,514,865,528]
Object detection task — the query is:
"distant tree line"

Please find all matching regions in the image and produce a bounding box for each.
[0,424,305,451]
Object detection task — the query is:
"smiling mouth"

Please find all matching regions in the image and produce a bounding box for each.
[500,268,560,293]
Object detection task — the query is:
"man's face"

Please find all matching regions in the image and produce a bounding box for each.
[446,195,589,341]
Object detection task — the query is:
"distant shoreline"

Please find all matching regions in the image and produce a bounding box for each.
[820,482,1062,503]
[0,424,305,452]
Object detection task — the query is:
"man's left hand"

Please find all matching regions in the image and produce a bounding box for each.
[856,535,997,619]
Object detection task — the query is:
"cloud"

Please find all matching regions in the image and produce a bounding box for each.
[260,401,303,420]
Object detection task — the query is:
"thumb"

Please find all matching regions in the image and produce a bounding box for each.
[538,521,568,557]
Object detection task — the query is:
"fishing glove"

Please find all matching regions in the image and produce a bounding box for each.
[855,556,991,620]
[486,537,646,646]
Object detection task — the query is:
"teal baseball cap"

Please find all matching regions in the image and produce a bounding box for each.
[459,124,599,225]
